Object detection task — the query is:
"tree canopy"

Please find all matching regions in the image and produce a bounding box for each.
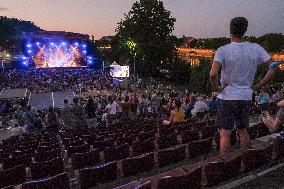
[0,16,41,44]
[116,0,177,76]
[188,33,284,53]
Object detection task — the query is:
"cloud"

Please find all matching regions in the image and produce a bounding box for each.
[0,7,8,11]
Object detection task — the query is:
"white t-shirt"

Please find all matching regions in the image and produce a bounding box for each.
[106,102,118,115]
[214,42,271,100]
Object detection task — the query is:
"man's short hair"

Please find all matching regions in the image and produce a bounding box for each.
[73,98,79,104]
[230,17,248,37]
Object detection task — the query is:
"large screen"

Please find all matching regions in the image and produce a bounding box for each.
[26,41,89,68]
[110,65,130,78]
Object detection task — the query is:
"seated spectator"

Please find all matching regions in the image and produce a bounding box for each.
[258,89,270,105]
[262,100,284,131]
[163,100,185,125]
[191,97,209,117]
[271,90,283,102]
[208,95,218,112]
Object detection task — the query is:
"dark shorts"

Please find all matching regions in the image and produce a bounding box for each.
[216,99,251,130]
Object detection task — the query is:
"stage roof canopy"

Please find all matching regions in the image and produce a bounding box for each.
[0,88,28,100]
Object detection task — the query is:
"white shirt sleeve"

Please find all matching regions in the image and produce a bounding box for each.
[258,45,271,64]
[214,47,224,64]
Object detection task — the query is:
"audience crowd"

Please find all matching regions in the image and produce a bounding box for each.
[0,68,282,134]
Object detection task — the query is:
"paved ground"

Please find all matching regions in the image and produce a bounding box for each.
[29,90,75,110]
[234,165,284,189]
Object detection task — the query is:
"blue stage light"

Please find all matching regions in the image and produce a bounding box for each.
[62,42,66,46]
[23,61,28,66]
[50,42,55,46]
[74,42,79,46]
[82,44,87,48]
[26,44,32,48]
[36,42,40,45]
[22,56,27,60]
[28,50,32,53]
[83,51,87,54]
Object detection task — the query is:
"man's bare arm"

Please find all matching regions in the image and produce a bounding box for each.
[210,61,222,92]
[258,59,277,89]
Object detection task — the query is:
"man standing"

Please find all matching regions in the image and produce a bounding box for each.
[61,99,72,129]
[71,98,86,129]
[210,17,276,154]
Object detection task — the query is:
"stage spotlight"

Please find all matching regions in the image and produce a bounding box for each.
[26,44,32,48]
[23,61,28,66]
[62,42,66,46]
[82,44,87,48]
[74,42,79,46]
[50,42,55,46]
[36,42,40,45]
[83,51,87,54]
[22,56,27,60]
[28,50,32,54]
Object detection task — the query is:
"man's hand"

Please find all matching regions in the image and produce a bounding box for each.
[218,84,228,93]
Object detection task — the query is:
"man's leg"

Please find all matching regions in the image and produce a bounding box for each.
[237,128,250,150]
[235,101,251,150]
[220,129,232,155]
[216,99,234,154]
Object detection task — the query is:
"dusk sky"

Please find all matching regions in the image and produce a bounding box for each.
[0,0,283,39]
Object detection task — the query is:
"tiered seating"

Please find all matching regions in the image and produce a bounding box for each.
[181,129,199,144]
[132,138,155,156]
[187,137,212,158]
[116,139,276,189]
[157,134,177,150]
[156,165,202,189]
[0,110,277,189]
[21,172,69,189]
[121,153,155,177]
[157,145,185,167]
[30,157,65,179]
[71,150,100,170]
[0,131,69,189]
[78,161,117,189]
[0,164,26,188]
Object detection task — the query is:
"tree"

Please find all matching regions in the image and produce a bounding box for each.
[116,0,176,76]
[190,59,212,94]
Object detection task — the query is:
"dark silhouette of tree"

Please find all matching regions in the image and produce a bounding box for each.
[116,0,177,76]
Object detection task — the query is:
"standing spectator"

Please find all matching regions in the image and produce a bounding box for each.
[22,105,37,133]
[104,96,118,126]
[121,96,132,123]
[210,17,276,154]
[61,99,72,129]
[71,98,86,129]
[45,106,60,132]
[85,97,97,128]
